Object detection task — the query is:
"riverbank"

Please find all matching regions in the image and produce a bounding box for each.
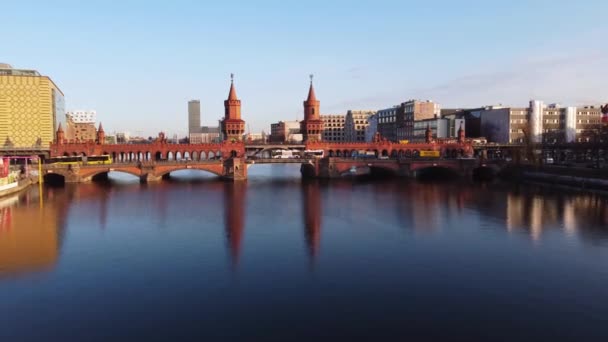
[0,178,36,198]
[499,164,608,192]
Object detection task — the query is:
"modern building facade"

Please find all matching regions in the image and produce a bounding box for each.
[189,126,221,144]
[66,110,96,123]
[478,100,602,144]
[0,63,65,147]
[65,116,97,142]
[365,113,379,142]
[376,107,398,142]
[345,110,375,142]
[397,100,441,141]
[270,120,301,143]
[188,100,201,134]
[412,118,450,142]
[321,114,346,142]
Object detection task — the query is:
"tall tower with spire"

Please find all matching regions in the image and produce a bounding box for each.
[222,74,245,142]
[55,123,64,144]
[301,75,323,142]
[96,123,105,144]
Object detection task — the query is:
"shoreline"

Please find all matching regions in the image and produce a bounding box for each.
[0,178,36,198]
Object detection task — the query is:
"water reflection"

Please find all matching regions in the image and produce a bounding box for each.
[0,188,68,278]
[1,174,608,280]
[302,181,322,263]
[224,182,246,267]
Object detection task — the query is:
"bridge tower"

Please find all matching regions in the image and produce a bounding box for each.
[96,123,105,144]
[55,123,64,144]
[425,124,433,143]
[222,74,245,142]
[301,75,323,142]
[458,122,465,143]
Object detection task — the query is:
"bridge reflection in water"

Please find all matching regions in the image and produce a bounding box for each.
[1,173,608,280]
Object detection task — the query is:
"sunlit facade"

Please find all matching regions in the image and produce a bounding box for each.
[0,64,65,148]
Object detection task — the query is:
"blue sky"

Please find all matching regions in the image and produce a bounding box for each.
[3,0,607,136]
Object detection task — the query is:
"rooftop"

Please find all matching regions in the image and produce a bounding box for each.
[0,63,41,77]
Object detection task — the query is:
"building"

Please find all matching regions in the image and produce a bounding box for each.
[116,132,130,144]
[0,63,65,148]
[480,106,529,144]
[441,108,480,138]
[365,113,379,142]
[221,75,245,142]
[65,115,97,142]
[301,76,323,142]
[189,126,221,144]
[66,110,96,123]
[376,107,398,141]
[345,110,375,142]
[243,132,267,143]
[479,100,603,144]
[270,120,301,142]
[188,100,201,134]
[575,105,603,143]
[397,100,441,141]
[412,118,450,142]
[321,114,346,142]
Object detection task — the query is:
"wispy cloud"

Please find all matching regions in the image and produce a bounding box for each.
[413,52,608,107]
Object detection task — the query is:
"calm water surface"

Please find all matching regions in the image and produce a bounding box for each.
[1,165,608,341]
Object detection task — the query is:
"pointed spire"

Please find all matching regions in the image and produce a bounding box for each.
[57,122,63,133]
[306,74,317,102]
[98,122,104,133]
[227,73,238,100]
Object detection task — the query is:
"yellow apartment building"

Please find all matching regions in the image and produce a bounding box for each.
[0,63,65,148]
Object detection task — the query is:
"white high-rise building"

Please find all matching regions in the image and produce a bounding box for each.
[529,100,544,143]
[66,110,96,123]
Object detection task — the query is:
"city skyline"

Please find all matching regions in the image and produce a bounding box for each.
[3,0,608,136]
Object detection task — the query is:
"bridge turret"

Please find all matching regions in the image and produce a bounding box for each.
[96,123,105,144]
[301,74,323,143]
[425,124,433,143]
[56,123,64,145]
[222,74,245,142]
[457,122,465,144]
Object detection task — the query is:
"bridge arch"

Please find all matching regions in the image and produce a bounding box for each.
[154,166,223,178]
[413,165,461,180]
[43,172,65,185]
[472,165,498,181]
[176,151,182,161]
[208,151,215,159]
[82,168,142,180]
[200,151,207,160]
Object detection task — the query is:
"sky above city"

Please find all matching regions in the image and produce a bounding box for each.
[3,0,608,136]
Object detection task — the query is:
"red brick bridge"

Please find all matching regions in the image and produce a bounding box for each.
[45,138,485,182]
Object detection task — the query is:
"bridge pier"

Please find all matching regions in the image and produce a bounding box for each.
[222,158,247,181]
[141,173,162,183]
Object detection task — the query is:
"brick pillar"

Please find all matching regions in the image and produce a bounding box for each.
[223,157,247,181]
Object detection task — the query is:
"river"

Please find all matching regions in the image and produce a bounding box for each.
[1,165,608,340]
